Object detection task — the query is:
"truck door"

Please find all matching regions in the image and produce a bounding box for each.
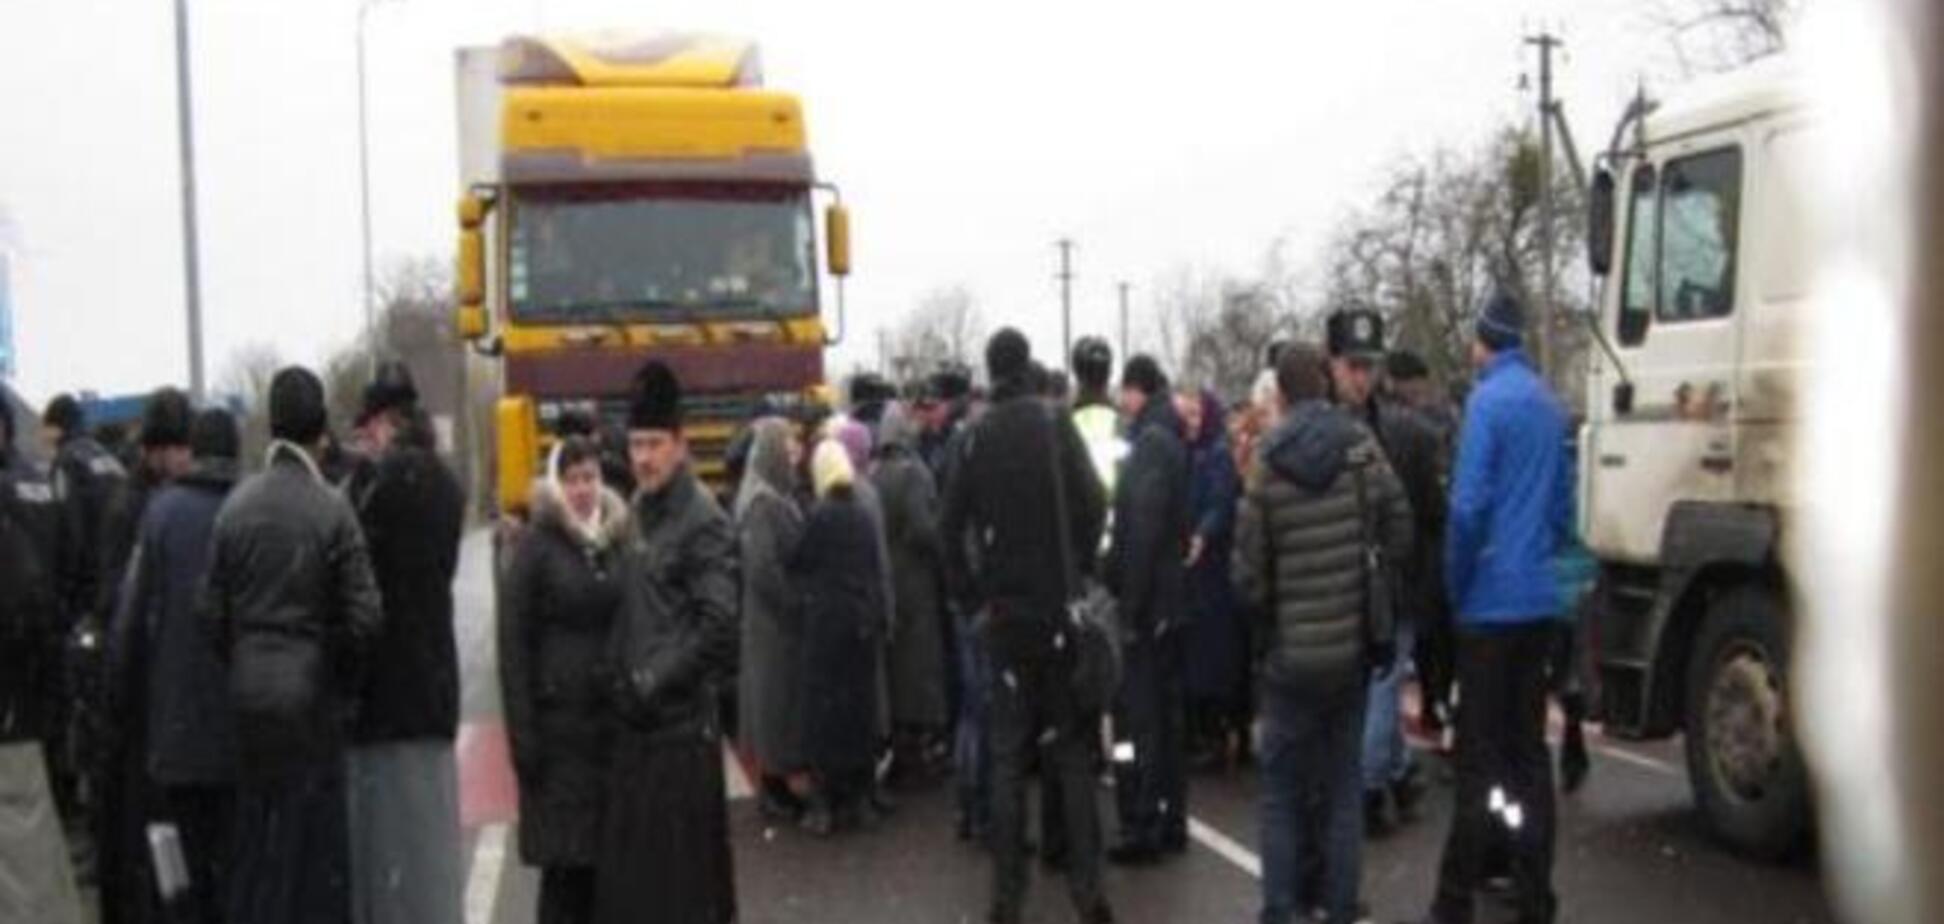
[1584,141,1747,563]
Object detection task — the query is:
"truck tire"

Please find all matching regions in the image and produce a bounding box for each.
[1682,584,1811,859]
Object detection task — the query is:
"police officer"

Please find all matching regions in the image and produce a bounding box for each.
[1069,338,1127,499]
[0,404,86,922]
[1324,309,1441,835]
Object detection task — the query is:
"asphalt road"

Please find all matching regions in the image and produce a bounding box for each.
[452,531,1841,924]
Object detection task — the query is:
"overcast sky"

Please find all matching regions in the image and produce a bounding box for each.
[0,0,1692,403]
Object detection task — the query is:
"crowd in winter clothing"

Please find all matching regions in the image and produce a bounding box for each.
[0,289,1587,924]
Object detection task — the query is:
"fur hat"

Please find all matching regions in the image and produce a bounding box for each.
[628,360,684,433]
[139,387,195,449]
[357,360,420,426]
[42,394,83,435]
[189,408,240,460]
[269,366,329,445]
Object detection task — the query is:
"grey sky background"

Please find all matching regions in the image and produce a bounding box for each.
[0,0,1689,403]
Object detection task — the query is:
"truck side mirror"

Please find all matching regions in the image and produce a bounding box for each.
[456,194,490,341]
[1588,169,1616,277]
[825,203,852,277]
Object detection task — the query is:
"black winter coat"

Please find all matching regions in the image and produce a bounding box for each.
[940,383,1105,659]
[204,445,384,780]
[1366,400,1451,628]
[126,461,240,785]
[1233,401,1413,695]
[499,481,630,866]
[790,490,888,773]
[610,466,739,743]
[50,434,125,623]
[350,425,466,743]
[596,465,738,924]
[0,461,61,744]
[1108,397,1191,637]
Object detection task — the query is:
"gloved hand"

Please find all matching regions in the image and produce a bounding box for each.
[609,665,663,725]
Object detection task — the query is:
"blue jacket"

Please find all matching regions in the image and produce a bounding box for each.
[1446,349,1574,626]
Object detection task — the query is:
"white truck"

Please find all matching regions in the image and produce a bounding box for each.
[1579,55,1815,858]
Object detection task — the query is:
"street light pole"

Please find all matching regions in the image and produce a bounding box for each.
[172,0,206,400]
[356,0,392,370]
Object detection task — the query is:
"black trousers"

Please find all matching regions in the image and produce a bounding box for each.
[1112,631,1187,848]
[1432,623,1559,924]
[227,759,352,924]
[987,610,1104,920]
[537,866,596,924]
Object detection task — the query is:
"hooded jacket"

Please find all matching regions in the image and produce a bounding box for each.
[871,407,949,728]
[734,419,808,771]
[204,442,384,778]
[1446,349,1573,625]
[1233,401,1412,694]
[50,433,125,622]
[499,472,631,865]
[349,414,467,743]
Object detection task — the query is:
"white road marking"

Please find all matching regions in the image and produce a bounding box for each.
[1593,742,1684,778]
[465,823,509,924]
[1187,816,1262,880]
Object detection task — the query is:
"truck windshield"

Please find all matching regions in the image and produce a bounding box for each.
[507,183,817,322]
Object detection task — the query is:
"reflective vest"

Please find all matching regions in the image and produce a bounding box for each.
[1071,404,1127,501]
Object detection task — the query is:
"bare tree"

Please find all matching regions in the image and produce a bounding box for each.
[1316,127,1588,397]
[1654,0,1794,71]
[1149,264,1298,401]
[216,341,285,463]
[890,285,986,385]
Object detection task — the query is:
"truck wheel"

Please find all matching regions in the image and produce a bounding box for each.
[1683,584,1810,859]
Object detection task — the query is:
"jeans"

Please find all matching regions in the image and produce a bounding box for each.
[1112,630,1188,847]
[954,611,993,835]
[1258,679,1367,924]
[1431,623,1559,924]
[987,607,1104,921]
[1362,619,1418,792]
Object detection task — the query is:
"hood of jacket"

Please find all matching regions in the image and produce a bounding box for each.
[1264,400,1363,492]
[531,475,632,550]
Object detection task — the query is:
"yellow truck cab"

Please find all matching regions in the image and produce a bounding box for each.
[453,32,849,512]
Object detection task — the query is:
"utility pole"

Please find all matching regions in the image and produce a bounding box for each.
[1117,281,1131,361]
[1527,30,1562,378]
[173,0,206,400]
[1055,239,1075,371]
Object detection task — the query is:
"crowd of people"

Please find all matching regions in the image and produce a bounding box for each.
[0,289,1589,924]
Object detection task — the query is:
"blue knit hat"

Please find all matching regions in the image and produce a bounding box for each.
[1476,291,1525,351]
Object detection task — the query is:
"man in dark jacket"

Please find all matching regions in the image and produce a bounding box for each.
[40,393,128,833]
[344,362,466,924]
[1234,342,1411,924]
[1105,353,1192,865]
[941,328,1114,924]
[93,387,194,924]
[1326,310,1442,833]
[204,366,383,924]
[1409,294,1571,924]
[595,360,740,924]
[120,408,242,924]
[0,407,86,924]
